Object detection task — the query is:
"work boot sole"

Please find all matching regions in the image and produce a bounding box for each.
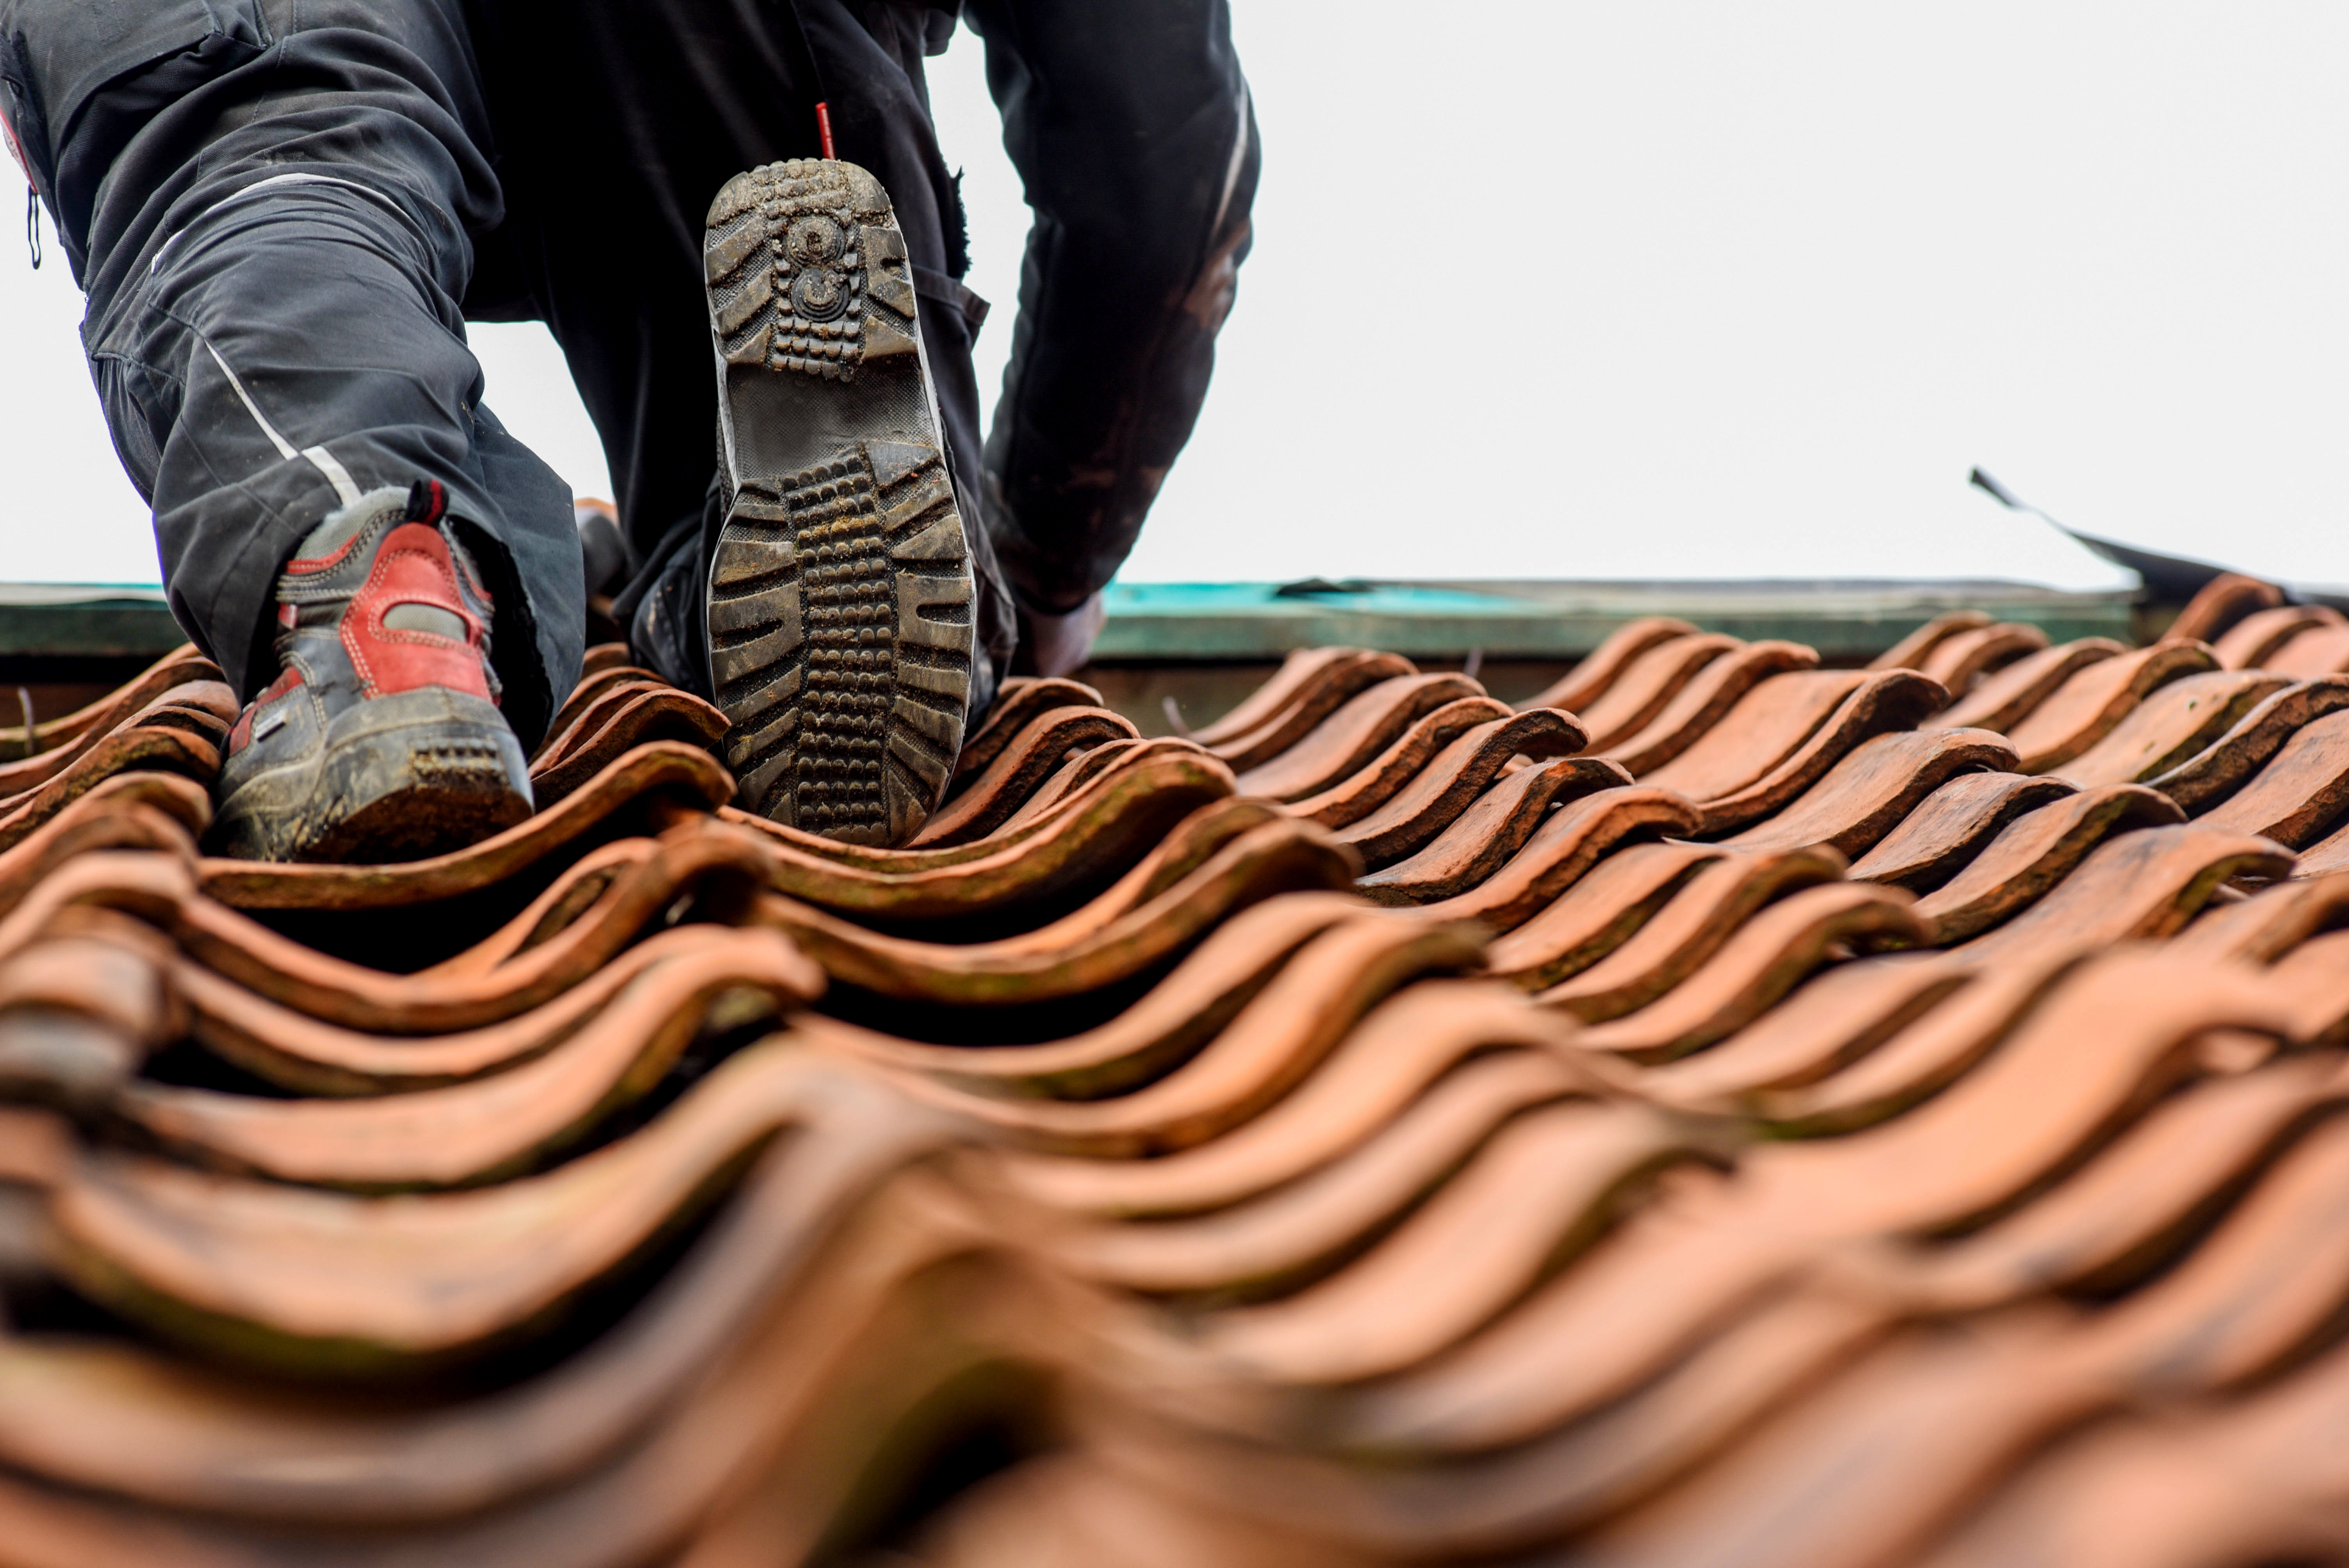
[210,688,533,864]
[701,157,977,846]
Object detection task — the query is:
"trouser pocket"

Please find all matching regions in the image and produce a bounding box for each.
[0,29,56,233]
[0,0,268,270]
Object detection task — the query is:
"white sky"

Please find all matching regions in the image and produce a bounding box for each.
[4,3,2347,592]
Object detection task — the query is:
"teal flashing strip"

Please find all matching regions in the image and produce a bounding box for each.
[1091,581,2140,662]
[0,579,2146,665]
[0,585,181,658]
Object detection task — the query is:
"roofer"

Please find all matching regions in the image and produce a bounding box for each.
[0,0,1255,858]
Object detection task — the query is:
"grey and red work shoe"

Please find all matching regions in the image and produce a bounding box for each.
[699,158,977,846]
[210,481,533,864]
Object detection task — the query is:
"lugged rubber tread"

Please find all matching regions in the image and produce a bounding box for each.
[703,158,975,845]
[208,687,529,869]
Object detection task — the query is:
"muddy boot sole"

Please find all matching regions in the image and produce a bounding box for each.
[210,689,533,864]
[700,157,977,847]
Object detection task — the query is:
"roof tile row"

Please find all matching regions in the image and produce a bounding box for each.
[4,570,2349,1563]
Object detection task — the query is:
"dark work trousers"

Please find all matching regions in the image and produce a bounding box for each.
[962,0,1260,620]
[0,0,1256,739]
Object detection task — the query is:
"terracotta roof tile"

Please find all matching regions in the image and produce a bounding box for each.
[9,563,2349,1563]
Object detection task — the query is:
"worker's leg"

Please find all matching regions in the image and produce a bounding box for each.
[462,0,1016,712]
[962,0,1260,670]
[0,0,582,744]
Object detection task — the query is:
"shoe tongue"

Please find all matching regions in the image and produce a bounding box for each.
[296,485,411,561]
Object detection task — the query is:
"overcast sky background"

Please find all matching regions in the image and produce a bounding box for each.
[4,3,2346,592]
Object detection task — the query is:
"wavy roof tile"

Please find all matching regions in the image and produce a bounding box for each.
[2,571,2348,1565]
